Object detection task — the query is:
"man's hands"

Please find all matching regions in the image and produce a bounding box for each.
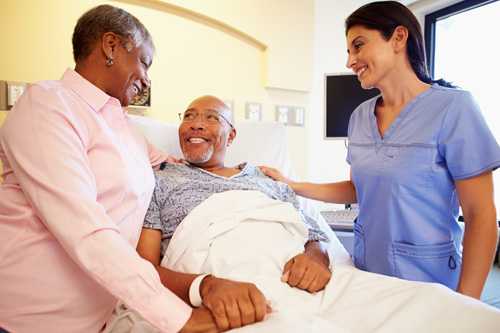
[200,276,270,331]
[180,307,218,333]
[137,229,270,331]
[282,241,331,293]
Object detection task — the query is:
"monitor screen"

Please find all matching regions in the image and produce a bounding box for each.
[325,74,379,138]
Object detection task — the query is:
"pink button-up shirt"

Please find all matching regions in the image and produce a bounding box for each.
[0,69,192,333]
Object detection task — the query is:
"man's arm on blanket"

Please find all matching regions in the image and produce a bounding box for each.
[268,176,332,292]
[281,240,332,293]
[137,228,269,331]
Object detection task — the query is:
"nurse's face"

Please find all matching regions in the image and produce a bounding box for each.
[345,25,397,89]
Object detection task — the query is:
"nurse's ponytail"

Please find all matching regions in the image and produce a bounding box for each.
[345,1,455,88]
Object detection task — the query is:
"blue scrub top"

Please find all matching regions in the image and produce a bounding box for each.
[347,85,500,289]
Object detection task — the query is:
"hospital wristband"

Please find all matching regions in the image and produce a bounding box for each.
[189,274,210,307]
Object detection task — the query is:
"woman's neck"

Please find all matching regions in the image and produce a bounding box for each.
[377,73,430,109]
[377,66,430,109]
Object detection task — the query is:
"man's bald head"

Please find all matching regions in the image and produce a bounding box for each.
[185,95,234,127]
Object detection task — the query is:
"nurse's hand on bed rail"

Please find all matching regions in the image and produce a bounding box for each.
[199,276,271,331]
[259,166,293,185]
[281,241,332,293]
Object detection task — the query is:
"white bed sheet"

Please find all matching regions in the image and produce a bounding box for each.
[162,190,500,333]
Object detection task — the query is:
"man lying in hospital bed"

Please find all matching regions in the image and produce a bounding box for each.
[128,96,500,332]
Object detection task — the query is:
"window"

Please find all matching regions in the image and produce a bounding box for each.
[425,0,500,216]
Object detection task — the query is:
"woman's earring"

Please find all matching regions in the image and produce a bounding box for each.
[106,57,114,66]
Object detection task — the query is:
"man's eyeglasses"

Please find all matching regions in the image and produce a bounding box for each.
[178,110,233,128]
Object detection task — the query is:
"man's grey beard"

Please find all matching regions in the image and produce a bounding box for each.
[183,145,214,164]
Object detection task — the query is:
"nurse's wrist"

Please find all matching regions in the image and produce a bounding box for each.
[457,281,482,299]
[289,181,304,193]
[457,287,481,299]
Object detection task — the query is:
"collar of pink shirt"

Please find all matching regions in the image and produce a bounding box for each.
[61,68,123,114]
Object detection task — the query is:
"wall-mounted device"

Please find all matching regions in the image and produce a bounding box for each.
[290,106,305,126]
[275,105,289,124]
[0,81,28,110]
[325,73,379,139]
[274,105,306,127]
[245,102,262,121]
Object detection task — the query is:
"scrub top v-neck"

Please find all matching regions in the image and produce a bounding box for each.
[346,84,500,289]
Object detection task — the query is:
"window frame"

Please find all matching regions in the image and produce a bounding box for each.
[424,0,498,77]
[424,0,500,224]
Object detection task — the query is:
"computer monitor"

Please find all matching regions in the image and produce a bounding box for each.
[325,73,380,139]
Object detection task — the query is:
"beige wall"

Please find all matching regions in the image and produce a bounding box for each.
[0,112,7,126]
[158,0,314,92]
[307,0,367,180]
[0,112,7,178]
[0,0,314,177]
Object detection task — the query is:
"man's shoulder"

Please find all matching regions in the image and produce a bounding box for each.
[239,162,263,177]
[241,163,292,192]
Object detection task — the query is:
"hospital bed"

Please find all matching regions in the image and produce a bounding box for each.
[129,114,500,332]
[129,114,351,264]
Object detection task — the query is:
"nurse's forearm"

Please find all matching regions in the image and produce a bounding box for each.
[457,210,498,299]
[290,181,357,204]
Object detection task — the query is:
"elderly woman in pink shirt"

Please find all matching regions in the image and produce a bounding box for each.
[0,5,266,333]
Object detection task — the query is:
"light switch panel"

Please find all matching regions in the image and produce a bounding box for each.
[275,106,289,125]
[292,107,305,126]
[8,84,25,106]
[245,102,262,121]
[0,81,28,110]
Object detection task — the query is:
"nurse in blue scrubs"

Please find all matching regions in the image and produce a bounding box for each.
[261,1,500,299]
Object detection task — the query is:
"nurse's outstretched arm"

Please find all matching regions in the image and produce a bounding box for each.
[455,171,498,299]
[259,166,357,204]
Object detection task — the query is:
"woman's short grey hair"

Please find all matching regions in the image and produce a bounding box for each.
[72,4,154,62]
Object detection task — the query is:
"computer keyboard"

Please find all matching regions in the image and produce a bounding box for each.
[321,209,358,230]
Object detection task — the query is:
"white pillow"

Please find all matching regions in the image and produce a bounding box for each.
[128,115,292,174]
[128,114,182,157]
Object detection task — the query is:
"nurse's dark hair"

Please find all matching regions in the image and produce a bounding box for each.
[345,1,454,88]
[72,4,154,62]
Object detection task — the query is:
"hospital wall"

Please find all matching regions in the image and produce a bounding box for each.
[3,0,490,199]
[0,113,6,129]
[0,0,315,179]
[0,112,6,178]
[303,0,375,210]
